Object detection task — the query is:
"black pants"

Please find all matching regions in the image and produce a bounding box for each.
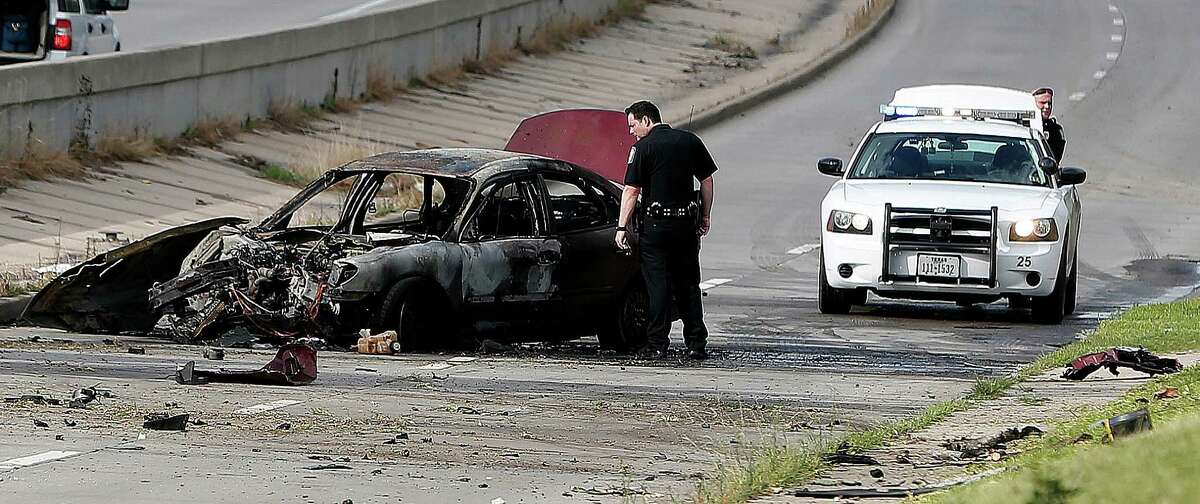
[640,217,707,351]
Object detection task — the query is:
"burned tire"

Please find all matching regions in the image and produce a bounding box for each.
[818,254,852,315]
[372,277,445,352]
[598,280,649,352]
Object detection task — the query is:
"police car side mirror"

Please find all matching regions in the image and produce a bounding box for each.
[1038,157,1059,175]
[817,158,844,177]
[1059,167,1087,185]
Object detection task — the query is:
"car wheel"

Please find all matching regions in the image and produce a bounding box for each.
[598,280,649,352]
[1064,254,1078,316]
[372,277,445,352]
[818,254,852,315]
[1031,258,1067,324]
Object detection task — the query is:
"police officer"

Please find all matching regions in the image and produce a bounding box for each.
[1033,87,1066,162]
[615,101,717,360]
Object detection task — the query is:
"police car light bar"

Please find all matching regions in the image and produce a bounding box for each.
[880,104,1035,124]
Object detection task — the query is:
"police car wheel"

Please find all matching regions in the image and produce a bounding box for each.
[598,280,649,352]
[1031,257,1068,324]
[1063,253,1078,315]
[818,255,852,315]
[373,278,444,352]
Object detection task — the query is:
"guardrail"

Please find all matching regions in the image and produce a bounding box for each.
[0,0,618,153]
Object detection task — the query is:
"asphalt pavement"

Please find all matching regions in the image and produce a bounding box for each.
[112,0,431,50]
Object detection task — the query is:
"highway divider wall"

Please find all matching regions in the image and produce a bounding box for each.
[0,0,618,153]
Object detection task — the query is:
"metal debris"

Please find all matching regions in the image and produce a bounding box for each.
[793,467,1006,498]
[1063,347,1182,380]
[305,464,353,471]
[174,344,317,386]
[1098,409,1153,441]
[944,425,1043,458]
[203,347,225,360]
[143,413,189,431]
[127,347,146,355]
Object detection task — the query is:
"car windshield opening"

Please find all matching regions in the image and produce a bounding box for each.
[848,133,1051,187]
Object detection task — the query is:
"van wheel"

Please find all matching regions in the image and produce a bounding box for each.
[371,278,446,352]
[598,280,649,352]
[818,254,852,314]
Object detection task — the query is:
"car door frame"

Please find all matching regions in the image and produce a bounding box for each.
[457,171,564,336]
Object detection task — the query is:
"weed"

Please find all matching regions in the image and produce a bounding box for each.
[365,69,405,102]
[845,0,895,38]
[182,117,243,147]
[268,101,323,131]
[89,133,159,164]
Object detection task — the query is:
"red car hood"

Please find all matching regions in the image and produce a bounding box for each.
[505,109,634,184]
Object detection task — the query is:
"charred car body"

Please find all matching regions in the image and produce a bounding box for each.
[25,146,651,351]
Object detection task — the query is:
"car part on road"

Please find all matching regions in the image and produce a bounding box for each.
[793,467,1005,498]
[143,413,190,431]
[174,344,318,386]
[356,329,399,354]
[1062,347,1182,380]
[1098,409,1152,441]
[203,347,225,360]
[943,425,1043,458]
[127,346,146,354]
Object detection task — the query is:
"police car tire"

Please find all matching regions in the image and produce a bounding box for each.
[1064,252,1078,316]
[818,255,852,315]
[373,277,442,352]
[598,280,649,352]
[1031,254,1068,325]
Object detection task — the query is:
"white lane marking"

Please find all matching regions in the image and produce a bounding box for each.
[321,0,395,20]
[0,451,80,470]
[1093,70,1107,79]
[1069,92,1087,101]
[1108,5,1119,13]
[417,362,453,370]
[1106,52,1120,61]
[787,243,821,256]
[446,356,477,364]
[699,278,733,291]
[1111,34,1123,42]
[1113,18,1124,26]
[234,399,303,415]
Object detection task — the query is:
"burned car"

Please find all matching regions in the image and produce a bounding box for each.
[24,147,650,351]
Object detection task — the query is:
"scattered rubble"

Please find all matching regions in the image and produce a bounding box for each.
[1097,408,1153,441]
[944,425,1043,459]
[143,413,190,431]
[203,347,225,360]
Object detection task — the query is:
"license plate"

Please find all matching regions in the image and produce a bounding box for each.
[917,254,960,278]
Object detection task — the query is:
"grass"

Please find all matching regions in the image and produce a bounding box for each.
[704,32,757,59]
[0,141,87,189]
[89,133,160,163]
[521,17,599,55]
[0,268,54,298]
[285,129,385,185]
[182,117,243,147]
[365,69,405,102]
[923,366,1200,504]
[268,101,324,131]
[846,0,895,38]
[692,298,1200,504]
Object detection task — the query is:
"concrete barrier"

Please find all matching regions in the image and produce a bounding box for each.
[0,0,618,153]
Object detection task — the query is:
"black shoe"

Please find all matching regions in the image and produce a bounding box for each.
[687,348,708,360]
[637,347,668,360]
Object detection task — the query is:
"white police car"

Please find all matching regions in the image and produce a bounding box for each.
[816,85,1085,324]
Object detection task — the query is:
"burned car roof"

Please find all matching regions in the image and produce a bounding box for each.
[342,148,549,178]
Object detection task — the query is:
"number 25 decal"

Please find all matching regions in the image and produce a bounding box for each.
[1016,256,1032,268]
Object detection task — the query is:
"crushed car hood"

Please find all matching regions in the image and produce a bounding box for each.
[22,217,248,334]
[842,180,1053,211]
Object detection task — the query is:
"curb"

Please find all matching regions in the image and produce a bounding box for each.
[0,294,32,326]
[683,0,897,132]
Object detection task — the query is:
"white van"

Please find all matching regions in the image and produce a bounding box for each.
[1,0,129,65]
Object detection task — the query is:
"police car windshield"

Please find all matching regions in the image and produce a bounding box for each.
[848,133,1051,187]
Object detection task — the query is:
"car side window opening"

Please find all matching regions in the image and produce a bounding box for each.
[82,0,105,15]
[848,133,1050,187]
[464,179,538,241]
[59,0,82,13]
[543,175,611,233]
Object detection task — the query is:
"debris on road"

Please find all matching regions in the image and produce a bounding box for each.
[5,394,62,406]
[356,330,398,355]
[1062,347,1182,380]
[128,346,146,355]
[33,419,49,428]
[69,385,114,408]
[203,347,225,360]
[304,463,353,471]
[793,467,1006,498]
[143,413,190,431]
[944,425,1043,459]
[478,339,512,354]
[174,343,317,386]
[822,442,880,465]
[570,485,648,496]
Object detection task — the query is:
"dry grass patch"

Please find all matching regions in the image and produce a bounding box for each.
[182,117,243,147]
[522,17,599,55]
[704,31,758,59]
[463,48,518,75]
[285,130,385,186]
[365,69,406,102]
[846,0,894,38]
[89,133,159,164]
[268,101,324,131]
[1,141,86,186]
[0,267,54,298]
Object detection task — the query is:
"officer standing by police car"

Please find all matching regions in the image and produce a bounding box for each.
[615,101,717,360]
[1032,87,1066,162]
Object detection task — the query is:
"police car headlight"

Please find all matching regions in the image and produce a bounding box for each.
[1010,219,1058,242]
[828,210,872,235]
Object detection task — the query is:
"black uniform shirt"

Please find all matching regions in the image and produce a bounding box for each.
[1044,117,1066,162]
[624,124,718,206]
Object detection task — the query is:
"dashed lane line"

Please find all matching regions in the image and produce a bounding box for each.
[699,278,733,291]
[234,399,304,415]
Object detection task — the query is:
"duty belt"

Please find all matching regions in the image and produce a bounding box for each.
[646,201,698,219]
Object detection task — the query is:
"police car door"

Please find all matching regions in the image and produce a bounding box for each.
[460,174,562,334]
